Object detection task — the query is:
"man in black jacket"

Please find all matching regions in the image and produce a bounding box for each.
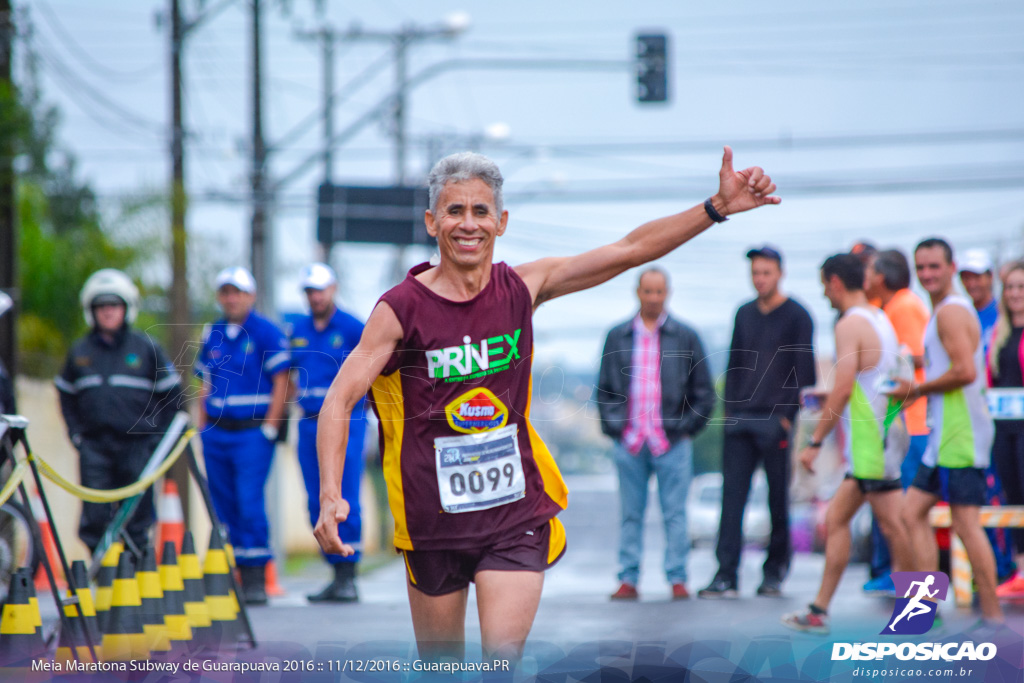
[56,269,182,555]
[698,245,816,599]
[597,267,715,600]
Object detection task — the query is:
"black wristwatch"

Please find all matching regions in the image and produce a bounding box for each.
[807,439,823,449]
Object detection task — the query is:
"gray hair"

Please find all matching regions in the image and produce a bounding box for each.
[873,249,911,291]
[427,152,504,217]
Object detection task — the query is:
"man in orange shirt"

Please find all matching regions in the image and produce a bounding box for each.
[862,249,930,594]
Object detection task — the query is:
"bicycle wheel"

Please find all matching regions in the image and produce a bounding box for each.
[0,499,39,603]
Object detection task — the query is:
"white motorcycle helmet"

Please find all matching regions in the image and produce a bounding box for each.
[80,269,140,327]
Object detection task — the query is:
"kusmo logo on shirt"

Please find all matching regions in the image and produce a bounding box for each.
[426,330,522,382]
[883,571,949,635]
[445,388,509,434]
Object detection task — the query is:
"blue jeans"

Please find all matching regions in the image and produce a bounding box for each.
[201,425,276,567]
[869,434,927,578]
[297,410,366,564]
[614,439,692,586]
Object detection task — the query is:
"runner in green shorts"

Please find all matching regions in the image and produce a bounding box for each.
[783,254,913,634]
[892,238,1002,625]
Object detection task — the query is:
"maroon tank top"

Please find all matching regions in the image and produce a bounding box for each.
[370,262,568,551]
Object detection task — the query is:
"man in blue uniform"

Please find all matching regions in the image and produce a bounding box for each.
[289,263,367,602]
[196,266,290,604]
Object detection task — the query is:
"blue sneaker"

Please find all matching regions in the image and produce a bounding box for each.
[863,575,896,596]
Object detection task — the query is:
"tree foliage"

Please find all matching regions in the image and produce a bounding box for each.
[10,83,143,376]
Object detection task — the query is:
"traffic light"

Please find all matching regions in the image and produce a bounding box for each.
[635,33,668,103]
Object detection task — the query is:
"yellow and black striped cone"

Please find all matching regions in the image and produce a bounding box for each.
[0,569,45,666]
[158,540,192,648]
[70,560,102,658]
[203,529,238,646]
[100,550,149,661]
[55,587,96,667]
[94,541,123,633]
[18,567,43,642]
[138,545,171,654]
[224,539,241,614]
[179,531,213,647]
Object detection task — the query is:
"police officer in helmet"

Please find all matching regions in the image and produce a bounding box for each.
[56,269,183,555]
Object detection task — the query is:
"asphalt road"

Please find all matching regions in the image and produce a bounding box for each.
[248,473,1024,651]
[30,473,1024,681]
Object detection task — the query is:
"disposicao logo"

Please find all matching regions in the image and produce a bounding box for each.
[883,571,948,635]
[831,571,997,663]
[445,388,508,433]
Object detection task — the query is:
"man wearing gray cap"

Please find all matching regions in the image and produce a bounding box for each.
[195,266,290,604]
[288,263,367,602]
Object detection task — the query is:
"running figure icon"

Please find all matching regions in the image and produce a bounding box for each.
[888,575,940,632]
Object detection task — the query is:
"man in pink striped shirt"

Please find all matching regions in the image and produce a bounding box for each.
[597,268,715,600]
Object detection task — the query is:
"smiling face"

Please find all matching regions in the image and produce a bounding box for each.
[914,245,956,298]
[1004,268,1024,318]
[425,178,508,271]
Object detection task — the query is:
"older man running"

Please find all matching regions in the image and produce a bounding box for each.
[315,148,779,660]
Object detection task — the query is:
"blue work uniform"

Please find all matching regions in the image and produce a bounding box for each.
[289,308,366,563]
[196,311,290,567]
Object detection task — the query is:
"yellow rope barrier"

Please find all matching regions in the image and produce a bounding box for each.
[28,429,197,503]
[0,460,29,507]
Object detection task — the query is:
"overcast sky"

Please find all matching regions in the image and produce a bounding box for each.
[24,0,1024,374]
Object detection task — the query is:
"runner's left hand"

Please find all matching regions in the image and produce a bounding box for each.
[713,146,781,216]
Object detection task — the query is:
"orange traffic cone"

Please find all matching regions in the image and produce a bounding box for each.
[30,489,65,591]
[265,559,286,597]
[155,480,185,563]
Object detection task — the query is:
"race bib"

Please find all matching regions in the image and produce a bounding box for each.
[988,388,1024,420]
[434,424,526,513]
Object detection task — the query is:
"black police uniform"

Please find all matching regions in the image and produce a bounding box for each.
[55,326,182,552]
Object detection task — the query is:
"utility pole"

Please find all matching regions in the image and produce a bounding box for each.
[169,0,188,372]
[249,0,271,315]
[295,19,470,284]
[167,0,192,526]
[0,0,16,382]
[165,0,237,527]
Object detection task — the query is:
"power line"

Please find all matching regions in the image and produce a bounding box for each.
[34,1,162,82]
[30,35,164,139]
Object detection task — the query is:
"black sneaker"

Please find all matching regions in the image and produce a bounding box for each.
[308,563,359,603]
[697,577,738,599]
[757,577,783,597]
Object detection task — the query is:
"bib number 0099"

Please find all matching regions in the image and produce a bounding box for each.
[448,463,516,496]
[434,424,527,513]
